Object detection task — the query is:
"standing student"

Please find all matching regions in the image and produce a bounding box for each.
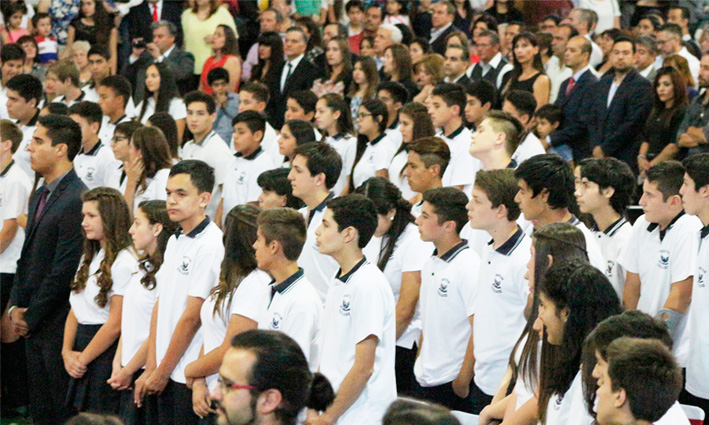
[277,119,317,165]
[238,82,282,164]
[356,177,431,396]
[64,187,138,415]
[469,110,524,170]
[377,81,408,147]
[404,137,451,217]
[309,195,396,425]
[123,127,172,214]
[108,200,178,425]
[180,91,231,219]
[135,62,186,142]
[135,160,224,425]
[414,187,482,413]
[575,158,635,298]
[107,121,142,194]
[289,142,343,303]
[353,98,398,188]
[207,68,239,146]
[502,90,546,165]
[254,208,322,369]
[184,205,271,421]
[315,94,357,196]
[467,169,532,407]
[257,168,303,211]
[464,80,497,130]
[69,101,121,190]
[680,153,709,414]
[97,75,133,147]
[619,160,701,365]
[5,73,40,177]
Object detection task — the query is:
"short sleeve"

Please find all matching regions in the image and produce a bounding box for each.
[374,140,397,171]
[230,271,269,321]
[187,249,223,299]
[2,175,30,220]
[111,251,137,296]
[457,252,481,316]
[342,138,357,176]
[670,227,699,283]
[352,278,387,344]
[618,221,641,274]
[170,98,187,120]
[400,233,431,273]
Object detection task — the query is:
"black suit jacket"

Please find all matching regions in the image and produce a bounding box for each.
[267,58,322,128]
[8,169,86,335]
[587,69,653,165]
[430,25,459,56]
[121,46,196,102]
[126,1,185,48]
[550,69,598,161]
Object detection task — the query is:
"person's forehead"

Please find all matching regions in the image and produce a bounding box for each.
[613,41,633,51]
[89,54,107,62]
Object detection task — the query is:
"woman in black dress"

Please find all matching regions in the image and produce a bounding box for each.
[503,32,550,108]
[65,0,117,73]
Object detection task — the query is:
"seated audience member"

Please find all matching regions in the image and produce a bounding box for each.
[635,34,659,82]
[5,73,40,177]
[469,111,524,171]
[256,168,303,210]
[278,119,317,165]
[285,90,318,127]
[207,68,239,147]
[96,75,133,146]
[248,30,285,87]
[429,2,459,56]
[575,158,635,298]
[675,54,709,158]
[46,60,85,107]
[241,8,284,82]
[619,161,702,364]
[69,101,121,190]
[377,81,408,147]
[315,94,356,195]
[464,80,497,130]
[405,137,451,217]
[389,102,435,201]
[502,32,551,108]
[134,62,186,142]
[312,37,353,98]
[199,24,241,95]
[353,99,398,188]
[532,104,563,158]
[412,54,445,105]
[501,90,546,164]
[1,43,26,121]
[443,44,473,89]
[239,82,282,164]
[468,30,513,89]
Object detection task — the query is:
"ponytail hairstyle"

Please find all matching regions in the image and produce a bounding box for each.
[72,188,133,308]
[319,93,355,138]
[130,126,173,193]
[211,205,260,318]
[136,200,178,290]
[355,177,414,270]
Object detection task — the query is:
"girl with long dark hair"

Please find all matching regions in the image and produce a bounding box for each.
[146,113,180,162]
[123,127,173,214]
[504,32,551,108]
[353,98,398,187]
[199,24,241,94]
[65,0,118,73]
[64,188,137,414]
[249,31,285,86]
[277,119,317,164]
[315,93,357,196]
[136,63,186,142]
[184,205,271,420]
[313,38,354,98]
[383,44,419,97]
[348,56,380,131]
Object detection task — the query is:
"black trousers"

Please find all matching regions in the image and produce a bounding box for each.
[395,344,417,397]
[1,272,29,410]
[157,379,200,425]
[119,369,159,425]
[414,378,493,414]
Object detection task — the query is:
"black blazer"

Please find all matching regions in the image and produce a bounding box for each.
[121,46,196,102]
[587,69,653,165]
[550,69,598,161]
[267,58,322,128]
[126,1,185,48]
[430,25,459,56]
[8,169,86,335]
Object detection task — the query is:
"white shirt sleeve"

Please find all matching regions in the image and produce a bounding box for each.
[187,249,223,300]
[400,234,431,273]
[169,98,187,120]
[2,173,29,220]
[670,229,698,284]
[374,139,397,171]
[230,271,269,321]
[618,220,641,274]
[111,251,137,296]
[458,253,481,317]
[351,278,387,344]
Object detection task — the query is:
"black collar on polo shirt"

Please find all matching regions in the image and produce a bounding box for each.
[445,124,465,140]
[487,226,524,256]
[0,159,14,177]
[270,268,304,297]
[330,134,343,141]
[111,114,127,125]
[175,216,211,239]
[592,216,627,236]
[701,225,709,239]
[506,159,517,169]
[308,192,335,225]
[18,108,40,128]
[567,215,581,227]
[194,131,216,147]
[336,257,367,283]
[370,133,386,146]
[235,146,263,160]
[388,116,399,130]
[81,141,103,156]
[647,210,685,241]
[433,239,469,262]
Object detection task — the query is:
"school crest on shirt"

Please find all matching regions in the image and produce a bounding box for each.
[699,267,706,288]
[605,260,615,277]
[178,256,192,275]
[367,152,375,163]
[553,393,564,410]
[658,250,670,269]
[437,278,450,297]
[85,167,96,181]
[491,274,503,294]
[339,294,352,316]
[270,312,283,330]
[237,171,246,184]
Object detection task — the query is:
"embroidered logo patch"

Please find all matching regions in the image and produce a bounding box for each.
[658,250,670,269]
[270,312,282,330]
[339,294,352,316]
[178,256,192,274]
[491,274,503,293]
[438,278,450,297]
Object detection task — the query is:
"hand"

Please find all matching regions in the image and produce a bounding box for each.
[452,375,470,399]
[678,133,699,148]
[133,370,151,407]
[125,157,144,185]
[131,39,146,59]
[687,126,705,142]
[10,307,29,336]
[146,42,161,59]
[108,366,133,391]
[192,380,215,418]
[304,413,335,425]
[592,145,605,158]
[204,34,214,44]
[215,92,228,108]
[63,350,88,379]
[478,405,497,425]
[144,368,170,395]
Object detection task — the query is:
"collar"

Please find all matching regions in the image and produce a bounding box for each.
[235,146,263,160]
[388,116,399,130]
[161,44,176,59]
[271,268,305,294]
[430,22,452,41]
[308,192,335,225]
[175,216,211,239]
[329,133,343,141]
[487,226,525,256]
[43,168,72,196]
[20,109,40,128]
[336,257,367,283]
[484,52,503,68]
[640,63,655,78]
[592,217,627,236]
[572,65,590,82]
[0,159,14,177]
[433,239,469,262]
[445,124,465,140]
[370,133,386,146]
[567,215,581,226]
[647,211,684,241]
[81,141,103,156]
[110,114,127,125]
[286,54,305,69]
[193,131,216,147]
[701,225,709,239]
[506,159,517,169]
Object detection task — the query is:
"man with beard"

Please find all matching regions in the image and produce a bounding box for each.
[587,36,653,169]
[676,54,709,157]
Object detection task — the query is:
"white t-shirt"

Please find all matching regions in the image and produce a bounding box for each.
[200,269,271,390]
[591,217,633,299]
[121,266,157,368]
[0,160,31,273]
[259,268,322,371]
[655,401,691,425]
[415,240,481,386]
[512,132,546,166]
[180,131,232,218]
[352,134,398,188]
[155,219,224,384]
[473,228,531,395]
[686,226,709,398]
[297,196,340,303]
[74,141,121,190]
[388,149,416,200]
[325,134,357,196]
[70,248,138,325]
[221,148,275,225]
[137,97,187,124]
[132,168,170,214]
[439,126,481,196]
[319,258,397,425]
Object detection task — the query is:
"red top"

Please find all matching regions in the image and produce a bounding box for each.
[200,54,234,94]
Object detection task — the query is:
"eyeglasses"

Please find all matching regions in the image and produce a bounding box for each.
[218,376,256,392]
[356,113,373,120]
[111,136,128,143]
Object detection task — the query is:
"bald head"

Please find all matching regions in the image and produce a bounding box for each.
[564,36,591,71]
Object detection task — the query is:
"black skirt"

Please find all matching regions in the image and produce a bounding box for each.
[65,323,121,414]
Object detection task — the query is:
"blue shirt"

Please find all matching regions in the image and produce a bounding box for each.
[213,93,239,148]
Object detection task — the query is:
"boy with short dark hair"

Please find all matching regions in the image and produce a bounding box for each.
[240,82,281,164]
[404,137,451,217]
[140,159,223,425]
[534,104,566,158]
[68,101,120,189]
[84,45,112,101]
[207,67,239,145]
[377,81,408,146]
[96,75,133,145]
[464,80,496,129]
[285,91,318,123]
[502,90,546,165]
[5,73,40,176]
[257,168,303,210]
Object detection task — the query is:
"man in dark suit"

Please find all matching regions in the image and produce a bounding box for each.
[429,2,458,56]
[546,36,598,161]
[587,36,653,168]
[121,20,195,102]
[6,114,86,425]
[268,26,321,129]
[126,0,184,48]
[444,44,473,90]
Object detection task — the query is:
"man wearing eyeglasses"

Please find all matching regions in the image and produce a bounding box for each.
[467,30,513,90]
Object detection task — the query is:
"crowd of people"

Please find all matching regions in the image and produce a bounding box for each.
[2,1,709,425]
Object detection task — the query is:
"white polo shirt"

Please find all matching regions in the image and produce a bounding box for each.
[70,248,138,325]
[438,125,480,196]
[155,218,224,384]
[121,266,157,368]
[511,132,545,166]
[525,216,607,272]
[180,131,232,218]
[319,258,396,425]
[618,212,701,364]
[352,134,397,188]
[414,240,481,387]
[545,370,594,425]
[15,111,39,177]
[591,217,633,299]
[325,133,357,195]
[260,122,284,165]
[221,147,275,224]
[473,228,531,395]
[297,193,340,303]
[98,114,130,147]
[388,149,416,200]
[132,168,170,213]
[136,97,187,124]
[259,268,322,371]
[201,269,271,390]
[0,160,31,274]
[656,401,691,425]
[686,225,709,398]
[74,141,121,189]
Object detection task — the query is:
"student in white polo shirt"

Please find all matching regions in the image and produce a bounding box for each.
[353,98,398,188]
[180,91,232,219]
[238,82,282,164]
[414,187,482,413]
[619,161,701,365]
[403,137,450,218]
[6,74,42,177]
[253,208,322,370]
[514,153,606,270]
[469,111,524,171]
[315,94,357,196]
[106,121,142,193]
[97,75,133,147]
[466,169,531,406]
[288,142,343,303]
[69,101,121,190]
[377,81,407,148]
[575,158,635,298]
[501,91,546,165]
[680,153,709,414]
[46,60,87,108]
[312,195,396,425]
[136,160,224,425]
[256,168,303,210]
[217,111,275,226]
[428,83,481,193]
